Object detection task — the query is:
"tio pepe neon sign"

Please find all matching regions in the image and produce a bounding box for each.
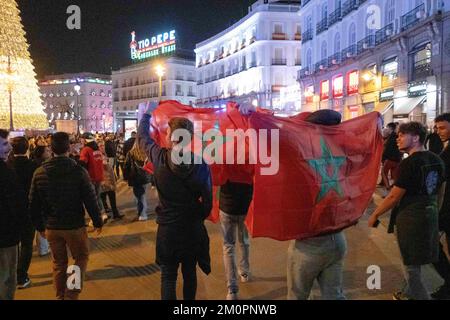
[130,30,176,61]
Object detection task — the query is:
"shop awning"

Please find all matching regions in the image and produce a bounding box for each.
[394,96,426,115]
[378,101,394,115]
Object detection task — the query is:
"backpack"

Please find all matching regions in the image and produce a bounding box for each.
[124,152,152,186]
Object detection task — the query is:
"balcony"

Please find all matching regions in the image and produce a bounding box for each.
[175,76,184,81]
[341,44,357,61]
[272,32,287,40]
[413,59,432,80]
[176,91,183,96]
[302,29,313,44]
[298,67,312,79]
[328,7,342,27]
[187,92,195,97]
[357,35,375,54]
[328,52,342,66]
[197,80,203,85]
[401,4,426,32]
[316,18,328,35]
[248,61,257,69]
[342,0,358,17]
[272,59,287,65]
[315,59,329,72]
[375,23,394,45]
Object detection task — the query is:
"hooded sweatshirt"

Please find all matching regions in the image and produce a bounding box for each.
[80,141,104,183]
[137,113,212,272]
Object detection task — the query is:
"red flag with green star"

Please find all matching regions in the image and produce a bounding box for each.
[246,111,383,241]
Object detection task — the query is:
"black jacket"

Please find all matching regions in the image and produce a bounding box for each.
[138,114,212,273]
[382,133,402,162]
[29,156,103,231]
[105,140,116,158]
[219,181,253,216]
[7,156,37,203]
[439,144,450,230]
[123,137,136,158]
[426,133,444,155]
[0,161,28,248]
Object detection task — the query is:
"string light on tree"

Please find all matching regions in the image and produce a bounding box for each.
[0,0,48,130]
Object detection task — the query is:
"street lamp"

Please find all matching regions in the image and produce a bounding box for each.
[155,64,165,102]
[74,80,81,134]
[4,56,17,132]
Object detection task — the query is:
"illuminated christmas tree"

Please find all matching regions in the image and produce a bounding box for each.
[0,0,47,130]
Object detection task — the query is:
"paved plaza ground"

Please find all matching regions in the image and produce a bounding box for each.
[15,181,445,300]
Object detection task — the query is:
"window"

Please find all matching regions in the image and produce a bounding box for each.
[275,48,283,60]
[296,24,301,34]
[334,33,341,53]
[385,0,395,25]
[306,49,312,70]
[413,43,431,66]
[321,3,328,20]
[347,70,359,95]
[349,23,356,46]
[335,0,341,10]
[274,23,283,34]
[382,57,398,80]
[176,84,182,95]
[306,16,312,31]
[321,41,327,60]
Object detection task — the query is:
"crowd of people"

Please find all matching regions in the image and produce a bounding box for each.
[0,106,449,301]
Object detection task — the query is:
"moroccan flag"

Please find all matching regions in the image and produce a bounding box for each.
[247,111,383,241]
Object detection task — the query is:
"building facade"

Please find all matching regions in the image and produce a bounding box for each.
[298,0,450,124]
[195,0,301,114]
[112,56,197,132]
[39,73,113,133]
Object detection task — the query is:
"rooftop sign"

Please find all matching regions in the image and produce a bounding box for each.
[130,30,176,62]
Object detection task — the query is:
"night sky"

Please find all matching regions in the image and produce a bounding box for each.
[18,0,249,78]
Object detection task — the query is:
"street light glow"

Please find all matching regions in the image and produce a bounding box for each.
[155,64,165,77]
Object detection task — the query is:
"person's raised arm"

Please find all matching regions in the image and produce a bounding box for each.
[137,102,161,165]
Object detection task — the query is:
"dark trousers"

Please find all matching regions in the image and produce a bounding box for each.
[160,257,197,300]
[100,191,120,218]
[433,228,450,289]
[17,222,35,283]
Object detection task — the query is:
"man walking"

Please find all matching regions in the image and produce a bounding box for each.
[79,132,107,223]
[431,113,450,299]
[0,129,27,300]
[369,122,445,300]
[7,137,37,289]
[29,132,103,300]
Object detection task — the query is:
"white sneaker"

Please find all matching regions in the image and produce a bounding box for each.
[138,215,148,221]
[226,292,239,300]
[102,214,109,223]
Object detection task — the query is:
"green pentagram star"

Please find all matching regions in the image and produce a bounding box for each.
[307,137,346,204]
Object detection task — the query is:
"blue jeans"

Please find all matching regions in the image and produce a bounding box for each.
[219,211,250,294]
[133,184,148,218]
[287,232,347,300]
[402,265,431,300]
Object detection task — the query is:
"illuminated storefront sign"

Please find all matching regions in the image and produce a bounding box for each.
[130,30,176,61]
[332,75,343,98]
[305,85,314,103]
[380,88,394,101]
[347,70,359,95]
[320,80,329,101]
[408,80,427,97]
